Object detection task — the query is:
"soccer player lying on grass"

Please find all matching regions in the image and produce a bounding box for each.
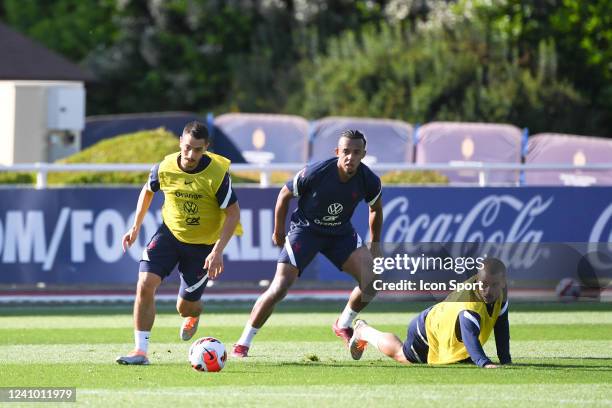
[349,257,511,368]
[232,130,383,357]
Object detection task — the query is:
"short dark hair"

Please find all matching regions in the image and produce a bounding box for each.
[340,129,367,148]
[479,257,506,277]
[182,121,209,141]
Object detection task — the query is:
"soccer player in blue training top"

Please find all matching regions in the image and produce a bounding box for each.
[232,129,383,357]
[116,121,241,365]
[348,257,511,368]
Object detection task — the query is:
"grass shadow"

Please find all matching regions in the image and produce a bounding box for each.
[498,356,612,370]
[2,300,611,317]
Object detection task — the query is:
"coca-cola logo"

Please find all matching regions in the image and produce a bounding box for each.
[377,195,554,269]
[588,203,612,269]
[381,195,552,243]
[589,203,612,243]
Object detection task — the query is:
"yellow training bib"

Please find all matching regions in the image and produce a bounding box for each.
[158,152,242,244]
[425,283,502,365]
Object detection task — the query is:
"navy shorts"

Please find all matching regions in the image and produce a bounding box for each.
[278,224,363,275]
[402,306,432,364]
[139,224,213,302]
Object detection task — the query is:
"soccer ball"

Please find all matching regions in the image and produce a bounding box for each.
[555,277,581,301]
[188,337,227,372]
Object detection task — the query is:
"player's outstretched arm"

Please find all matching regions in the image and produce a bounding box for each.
[272,185,294,247]
[459,310,496,368]
[206,201,241,279]
[122,184,155,252]
[494,300,512,365]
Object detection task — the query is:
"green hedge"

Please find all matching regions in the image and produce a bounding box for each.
[0,128,447,186]
[381,170,448,185]
[0,172,36,184]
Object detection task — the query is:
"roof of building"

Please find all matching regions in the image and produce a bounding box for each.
[0,22,94,81]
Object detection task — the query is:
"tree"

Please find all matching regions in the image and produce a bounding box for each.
[2,0,117,62]
[290,8,587,135]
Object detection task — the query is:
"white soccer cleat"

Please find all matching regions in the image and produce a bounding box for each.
[180,316,200,341]
[116,350,150,365]
[349,319,368,360]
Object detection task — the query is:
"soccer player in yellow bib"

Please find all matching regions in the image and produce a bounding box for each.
[349,257,511,368]
[116,121,241,365]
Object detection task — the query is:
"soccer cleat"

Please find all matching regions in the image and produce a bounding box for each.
[349,319,369,360]
[231,344,249,358]
[180,316,200,341]
[332,318,354,346]
[116,350,149,365]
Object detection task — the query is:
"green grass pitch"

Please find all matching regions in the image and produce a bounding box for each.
[0,301,610,407]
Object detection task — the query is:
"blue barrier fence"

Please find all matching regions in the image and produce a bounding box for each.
[0,187,610,285]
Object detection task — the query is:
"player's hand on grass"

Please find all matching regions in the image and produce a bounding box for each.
[272,231,285,247]
[484,363,498,369]
[122,225,140,252]
[204,250,224,280]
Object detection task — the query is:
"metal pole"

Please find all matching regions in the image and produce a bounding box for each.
[35,163,47,189]
[260,169,270,188]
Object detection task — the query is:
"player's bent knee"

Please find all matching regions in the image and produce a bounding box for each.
[343,248,374,279]
[266,263,298,302]
[137,273,161,295]
[354,265,379,298]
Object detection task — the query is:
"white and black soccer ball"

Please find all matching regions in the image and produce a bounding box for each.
[555,277,581,301]
[188,337,227,372]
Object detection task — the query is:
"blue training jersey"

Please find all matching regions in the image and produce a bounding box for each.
[286,158,382,236]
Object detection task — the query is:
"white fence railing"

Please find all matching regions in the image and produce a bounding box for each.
[1,162,612,188]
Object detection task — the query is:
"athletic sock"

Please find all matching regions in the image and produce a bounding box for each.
[359,325,385,350]
[237,325,259,347]
[337,306,358,328]
[135,330,151,353]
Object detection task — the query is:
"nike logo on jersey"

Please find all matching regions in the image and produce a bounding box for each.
[185,180,193,185]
